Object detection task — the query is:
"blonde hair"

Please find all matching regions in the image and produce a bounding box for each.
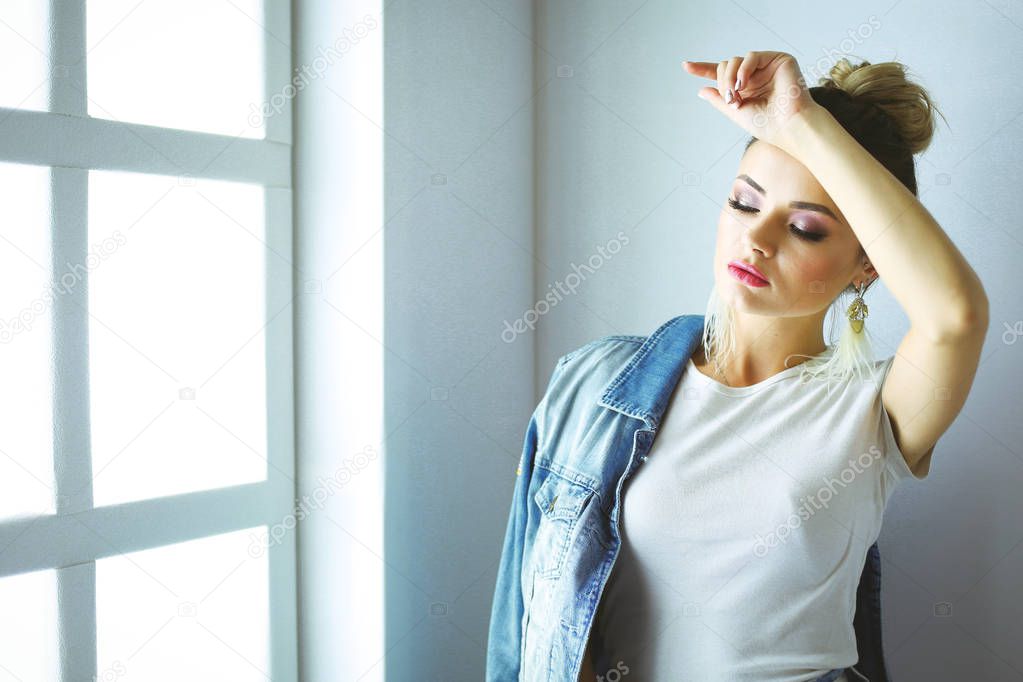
[712,57,947,392]
[820,56,947,157]
[702,282,878,395]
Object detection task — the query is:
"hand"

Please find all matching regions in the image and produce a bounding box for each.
[682,51,824,154]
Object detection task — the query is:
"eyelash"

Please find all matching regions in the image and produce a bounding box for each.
[727,197,826,243]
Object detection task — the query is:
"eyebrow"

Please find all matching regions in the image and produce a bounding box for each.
[736,174,840,221]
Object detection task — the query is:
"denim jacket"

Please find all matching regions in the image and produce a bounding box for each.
[486,314,894,682]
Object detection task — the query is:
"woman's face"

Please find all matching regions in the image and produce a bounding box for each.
[714,140,876,318]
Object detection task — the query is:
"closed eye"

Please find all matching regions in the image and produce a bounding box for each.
[727,197,826,243]
[727,197,757,214]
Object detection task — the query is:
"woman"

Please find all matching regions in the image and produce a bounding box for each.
[486,51,987,682]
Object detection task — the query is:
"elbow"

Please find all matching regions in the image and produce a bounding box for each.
[958,286,990,332]
[936,290,990,342]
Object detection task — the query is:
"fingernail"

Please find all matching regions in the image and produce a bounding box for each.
[735,77,742,91]
[726,88,733,103]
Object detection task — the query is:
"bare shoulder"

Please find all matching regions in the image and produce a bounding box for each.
[880,323,987,479]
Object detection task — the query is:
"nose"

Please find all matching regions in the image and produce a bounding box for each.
[741,216,776,259]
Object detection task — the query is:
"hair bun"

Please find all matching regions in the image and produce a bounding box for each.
[818,57,945,155]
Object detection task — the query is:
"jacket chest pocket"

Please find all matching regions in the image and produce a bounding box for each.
[531,472,594,580]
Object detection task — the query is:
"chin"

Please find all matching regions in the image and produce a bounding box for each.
[720,271,766,297]
[717,276,784,316]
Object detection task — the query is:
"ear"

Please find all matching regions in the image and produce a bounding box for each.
[855,257,879,288]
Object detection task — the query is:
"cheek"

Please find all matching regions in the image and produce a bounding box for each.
[790,251,846,289]
[716,213,743,247]
[714,213,852,290]
[719,211,743,232]
[713,216,727,253]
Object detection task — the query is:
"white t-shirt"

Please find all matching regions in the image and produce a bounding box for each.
[592,353,925,682]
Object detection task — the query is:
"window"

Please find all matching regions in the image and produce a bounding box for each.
[0,2,296,680]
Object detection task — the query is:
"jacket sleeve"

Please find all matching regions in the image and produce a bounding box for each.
[485,354,569,680]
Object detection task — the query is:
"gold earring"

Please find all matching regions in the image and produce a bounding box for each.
[846,281,868,333]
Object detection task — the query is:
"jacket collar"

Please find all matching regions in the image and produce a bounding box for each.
[598,314,705,430]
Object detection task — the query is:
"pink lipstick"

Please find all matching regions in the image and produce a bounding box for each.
[728,260,769,287]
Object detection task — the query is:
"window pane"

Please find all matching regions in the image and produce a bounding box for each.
[0,162,54,520]
[0,3,49,111]
[0,568,59,682]
[89,170,267,506]
[96,526,270,681]
[87,0,265,138]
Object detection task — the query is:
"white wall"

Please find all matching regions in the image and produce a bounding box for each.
[293,1,385,680]
[295,1,1022,679]
[381,1,539,679]
[294,0,537,680]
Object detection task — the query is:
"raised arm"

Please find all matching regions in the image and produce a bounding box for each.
[778,105,988,477]
[684,51,989,478]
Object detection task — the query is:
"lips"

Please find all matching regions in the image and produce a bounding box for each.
[728,260,769,284]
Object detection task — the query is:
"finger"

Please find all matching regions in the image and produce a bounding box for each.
[717,60,729,102]
[681,60,717,80]
[699,83,749,116]
[735,50,786,94]
[724,56,742,104]
[697,85,732,116]
[734,51,760,94]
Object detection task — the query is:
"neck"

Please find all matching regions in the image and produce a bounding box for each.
[698,310,828,387]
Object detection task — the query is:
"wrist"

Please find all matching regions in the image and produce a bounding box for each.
[775,104,832,160]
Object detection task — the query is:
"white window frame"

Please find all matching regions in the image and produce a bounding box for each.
[0,2,297,680]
